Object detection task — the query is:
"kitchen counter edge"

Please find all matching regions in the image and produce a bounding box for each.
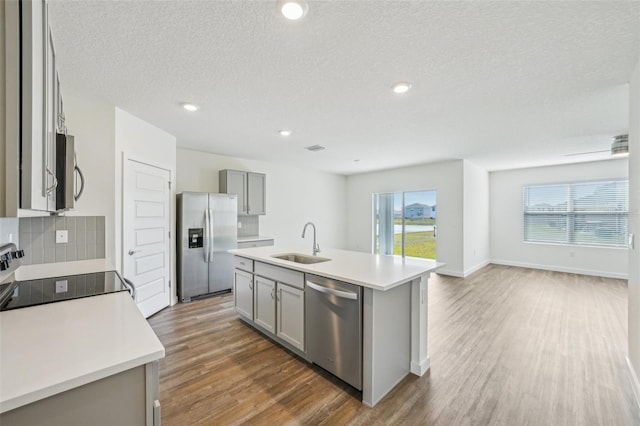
[229,246,444,291]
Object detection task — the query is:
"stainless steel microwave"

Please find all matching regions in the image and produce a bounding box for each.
[55,133,84,211]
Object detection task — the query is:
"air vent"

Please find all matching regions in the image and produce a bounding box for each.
[611,134,629,156]
[305,145,325,152]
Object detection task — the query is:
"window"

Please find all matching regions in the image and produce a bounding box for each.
[373,190,437,259]
[523,180,628,247]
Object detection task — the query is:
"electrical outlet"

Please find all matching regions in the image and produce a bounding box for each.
[55,280,68,293]
[55,230,68,244]
[237,222,242,229]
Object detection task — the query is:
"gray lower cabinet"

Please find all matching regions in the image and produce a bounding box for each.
[234,269,254,320]
[254,276,276,333]
[234,258,305,353]
[276,283,305,351]
[0,362,160,426]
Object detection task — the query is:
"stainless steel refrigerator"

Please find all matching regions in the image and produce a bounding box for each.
[177,192,238,302]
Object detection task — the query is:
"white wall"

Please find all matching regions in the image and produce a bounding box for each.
[64,92,116,263]
[115,108,177,301]
[490,159,629,279]
[628,57,640,404]
[346,160,464,276]
[176,148,348,249]
[463,160,490,275]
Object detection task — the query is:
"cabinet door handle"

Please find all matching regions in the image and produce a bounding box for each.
[45,167,58,195]
[73,156,85,201]
[153,399,161,426]
[271,288,275,299]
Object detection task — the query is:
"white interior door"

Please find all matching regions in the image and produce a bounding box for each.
[123,159,171,318]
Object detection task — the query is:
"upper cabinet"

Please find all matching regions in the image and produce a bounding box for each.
[246,172,266,215]
[19,0,50,211]
[5,0,67,213]
[219,170,266,215]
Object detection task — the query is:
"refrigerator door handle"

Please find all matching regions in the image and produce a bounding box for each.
[204,209,211,262]
[208,208,215,263]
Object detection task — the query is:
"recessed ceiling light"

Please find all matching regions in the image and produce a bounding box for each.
[279,130,292,137]
[392,82,412,94]
[182,103,199,112]
[278,0,308,20]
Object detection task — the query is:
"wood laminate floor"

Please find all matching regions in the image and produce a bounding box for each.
[148,265,640,425]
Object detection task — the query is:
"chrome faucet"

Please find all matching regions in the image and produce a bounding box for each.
[301,222,320,256]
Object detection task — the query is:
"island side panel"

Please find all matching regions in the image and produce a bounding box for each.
[362,283,411,407]
[411,273,430,375]
[0,365,147,426]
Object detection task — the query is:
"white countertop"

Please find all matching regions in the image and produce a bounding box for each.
[237,235,274,243]
[15,259,116,281]
[0,291,165,413]
[229,245,444,291]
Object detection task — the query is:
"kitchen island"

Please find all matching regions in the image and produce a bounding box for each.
[229,245,443,407]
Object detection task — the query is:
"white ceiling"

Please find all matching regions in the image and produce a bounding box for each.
[48,1,640,175]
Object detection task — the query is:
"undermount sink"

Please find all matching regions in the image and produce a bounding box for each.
[271,253,331,265]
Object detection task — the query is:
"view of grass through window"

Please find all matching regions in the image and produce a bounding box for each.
[374,190,436,260]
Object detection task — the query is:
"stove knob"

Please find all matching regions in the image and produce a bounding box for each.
[0,260,9,271]
[10,250,24,259]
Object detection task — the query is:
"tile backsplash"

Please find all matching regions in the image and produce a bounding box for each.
[0,218,19,247]
[19,216,105,265]
[238,215,259,238]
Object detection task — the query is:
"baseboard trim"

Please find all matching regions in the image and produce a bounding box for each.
[410,356,431,376]
[436,269,464,278]
[463,261,491,277]
[628,357,640,409]
[490,259,628,280]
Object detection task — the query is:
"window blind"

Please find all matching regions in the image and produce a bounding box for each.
[523,180,628,247]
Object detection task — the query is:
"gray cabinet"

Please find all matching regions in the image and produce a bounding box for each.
[19,0,50,211]
[247,172,266,215]
[219,170,266,215]
[251,276,304,352]
[0,362,160,426]
[240,260,305,353]
[237,239,275,249]
[276,283,305,351]
[9,0,65,213]
[234,269,254,320]
[254,276,276,333]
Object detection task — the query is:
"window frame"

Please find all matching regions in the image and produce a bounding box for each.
[522,178,629,248]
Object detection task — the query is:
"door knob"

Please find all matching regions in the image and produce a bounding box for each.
[128,249,141,256]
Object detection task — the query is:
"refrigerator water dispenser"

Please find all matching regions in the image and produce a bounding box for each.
[188,228,204,248]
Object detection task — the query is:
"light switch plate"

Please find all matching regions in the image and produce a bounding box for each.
[55,280,68,293]
[56,230,68,244]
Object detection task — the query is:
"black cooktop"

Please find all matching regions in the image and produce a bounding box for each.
[0,270,130,312]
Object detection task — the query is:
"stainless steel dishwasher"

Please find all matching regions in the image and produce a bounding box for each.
[305,274,362,390]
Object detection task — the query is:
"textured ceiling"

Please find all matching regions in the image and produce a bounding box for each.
[47,1,640,175]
